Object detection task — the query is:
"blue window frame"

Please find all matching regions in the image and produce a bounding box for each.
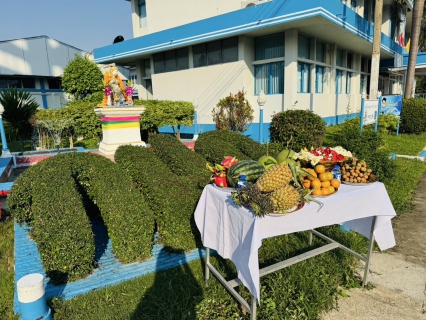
[336,70,343,94]
[297,62,311,93]
[346,72,352,94]
[254,33,284,61]
[138,0,147,28]
[315,66,324,93]
[254,61,284,95]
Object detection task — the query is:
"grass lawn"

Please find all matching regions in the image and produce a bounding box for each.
[1,131,425,319]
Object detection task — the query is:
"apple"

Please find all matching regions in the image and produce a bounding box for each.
[258,155,278,170]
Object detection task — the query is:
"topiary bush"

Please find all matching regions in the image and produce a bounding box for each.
[194,131,250,164]
[9,153,154,284]
[148,134,211,185]
[399,98,426,134]
[269,110,327,151]
[332,120,396,181]
[115,145,202,252]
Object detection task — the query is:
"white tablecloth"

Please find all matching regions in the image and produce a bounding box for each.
[194,183,396,300]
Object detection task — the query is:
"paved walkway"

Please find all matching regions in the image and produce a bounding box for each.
[322,172,426,320]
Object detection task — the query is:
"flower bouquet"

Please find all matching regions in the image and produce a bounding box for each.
[125,81,134,105]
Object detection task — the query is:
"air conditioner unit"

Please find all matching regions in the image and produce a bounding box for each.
[241,0,270,9]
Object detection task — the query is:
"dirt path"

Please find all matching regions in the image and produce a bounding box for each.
[322,173,426,320]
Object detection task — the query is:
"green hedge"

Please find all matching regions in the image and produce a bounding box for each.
[9,153,154,284]
[115,145,202,252]
[148,134,211,185]
[269,110,327,151]
[400,98,426,134]
[194,131,251,164]
[194,130,285,163]
[9,157,95,284]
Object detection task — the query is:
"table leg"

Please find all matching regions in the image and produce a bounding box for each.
[250,295,257,320]
[205,247,210,286]
[363,216,376,287]
[308,230,313,245]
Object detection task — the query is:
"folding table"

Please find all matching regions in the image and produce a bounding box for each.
[194,183,396,319]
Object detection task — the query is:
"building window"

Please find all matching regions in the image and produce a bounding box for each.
[254,61,284,95]
[254,33,284,60]
[360,74,366,94]
[138,0,147,28]
[193,37,238,68]
[315,66,324,93]
[336,70,343,94]
[346,72,352,94]
[144,59,151,78]
[336,49,344,67]
[153,48,189,74]
[347,52,353,69]
[47,77,61,89]
[316,41,325,63]
[145,79,152,96]
[0,76,35,89]
[297,62,311,93]
[351,0,357,10]
[298,35,310,59]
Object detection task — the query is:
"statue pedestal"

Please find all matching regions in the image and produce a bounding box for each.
[94,106,146,156]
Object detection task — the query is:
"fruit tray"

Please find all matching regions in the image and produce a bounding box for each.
[268,203,305,216]
[342,181,377,186]
[312,189,338,198]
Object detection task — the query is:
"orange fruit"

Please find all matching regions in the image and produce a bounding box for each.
[328,186,335,194]
[312,188,322,196]
[314,164,326,174]
[303,168,317,181]
[311,179,322,189]
[326,172,333,181]
[302,180,311,189]
[331,179,341,188]
[321,180,330,188]
[318,172,329,182]
[321,188,330,196]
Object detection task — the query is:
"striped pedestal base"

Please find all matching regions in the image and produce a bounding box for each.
[94,107,146,156]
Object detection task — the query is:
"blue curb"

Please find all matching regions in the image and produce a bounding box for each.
[14,221,214,315]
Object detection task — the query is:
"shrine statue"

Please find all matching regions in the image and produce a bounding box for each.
[100,66,128,106]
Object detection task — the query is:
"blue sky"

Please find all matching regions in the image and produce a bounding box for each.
[1,0,134,52]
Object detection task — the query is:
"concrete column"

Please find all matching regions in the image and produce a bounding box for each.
[284,29,298,110]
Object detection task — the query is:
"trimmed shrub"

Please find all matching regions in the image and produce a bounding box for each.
[269,110,327,151]
[194,131,251,164]
[133,99,194,140]
[9,153,154,284]
[400,98,426,134]
[9,157,95,284]
[148,134,211,185]
[332,120,396,181]
[115,145,202,252]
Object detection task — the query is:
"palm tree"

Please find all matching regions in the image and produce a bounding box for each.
[0,88,39,149]
[404,0,425,98]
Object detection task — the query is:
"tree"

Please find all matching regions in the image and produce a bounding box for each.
[62,54,104,100]
[404,0,425,98]
[0,88,39,148]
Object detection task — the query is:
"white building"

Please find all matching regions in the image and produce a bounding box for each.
[94,0,414,142]
[0,36,90,109]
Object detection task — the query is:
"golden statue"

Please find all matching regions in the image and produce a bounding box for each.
[100,66,128,106]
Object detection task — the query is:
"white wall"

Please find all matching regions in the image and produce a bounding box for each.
[131,0,262,37]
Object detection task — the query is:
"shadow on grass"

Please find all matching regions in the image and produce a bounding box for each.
[130,247,204,320]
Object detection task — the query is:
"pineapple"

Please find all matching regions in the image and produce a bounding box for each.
[256,163,293,192]
[270,185,301,212]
